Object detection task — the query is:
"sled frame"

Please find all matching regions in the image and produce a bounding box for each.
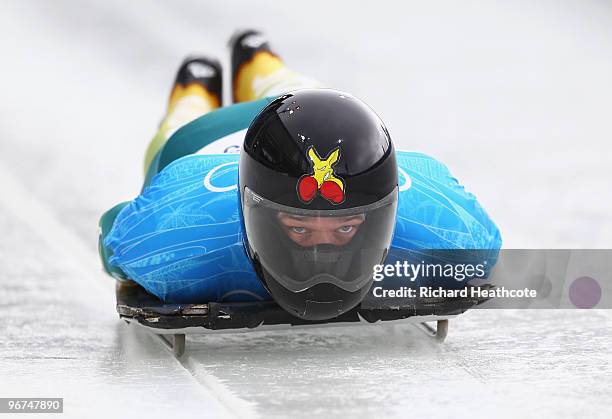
[117,282,493,357]
[156,333,186,357]
[125,315,452,358]
[416,319,449,342]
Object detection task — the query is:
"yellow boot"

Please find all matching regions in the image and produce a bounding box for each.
[229,29,322,103]
[144,56,223,173]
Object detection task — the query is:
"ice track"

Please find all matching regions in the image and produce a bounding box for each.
[1,1,611,417]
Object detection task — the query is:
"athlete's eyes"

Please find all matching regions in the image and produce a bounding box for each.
[291,226,308,234]
[337,225,353,234]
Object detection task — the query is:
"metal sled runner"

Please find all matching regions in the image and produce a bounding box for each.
[116,281,492,357]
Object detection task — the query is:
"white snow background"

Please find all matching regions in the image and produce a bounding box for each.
[0,1,611,418]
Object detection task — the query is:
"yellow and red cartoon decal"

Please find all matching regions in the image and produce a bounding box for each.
[297,146,345,204]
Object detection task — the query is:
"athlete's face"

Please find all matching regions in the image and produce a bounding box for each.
[277,213,365,247]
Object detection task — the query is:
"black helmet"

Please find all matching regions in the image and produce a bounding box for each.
[239,89,398,320]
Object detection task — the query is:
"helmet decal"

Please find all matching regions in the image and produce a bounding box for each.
[297,146,345,204]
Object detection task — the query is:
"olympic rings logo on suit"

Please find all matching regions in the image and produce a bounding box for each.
[398,167,411,192]
[203,161,239,192]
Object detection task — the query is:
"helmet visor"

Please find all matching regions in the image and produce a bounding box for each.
[242,187,398,293]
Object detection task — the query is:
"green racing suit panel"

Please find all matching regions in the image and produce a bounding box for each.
[143,97,274,188]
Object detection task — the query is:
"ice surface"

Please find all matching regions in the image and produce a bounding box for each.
[1,1,611,417]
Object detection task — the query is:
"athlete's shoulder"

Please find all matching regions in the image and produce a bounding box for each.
[395,150,454,180]
[394,149,502,250]
[105,152,241,253]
